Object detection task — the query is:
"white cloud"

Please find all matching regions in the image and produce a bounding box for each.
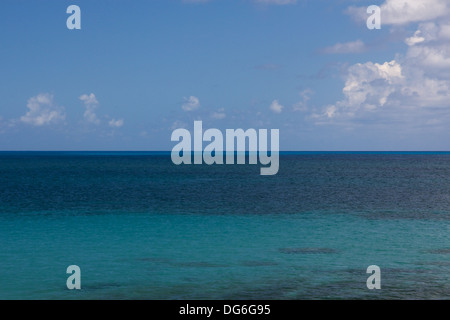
[403,23,450,72]
[380,0,450,25]
[79,93,100,124]
[108,118,124,128]
[79,93,98,105]
[318,60,404,119]
[347,0,450,25]
[405,30,425,46]
[319,58,446,120]
[269,100,284,113]
[318,2,450,127]
[321,40,366,54]
[319,55,450,122]
[405,22,440,47]
[79,93,124,128]
[182,96,200,111]
[407,46,450,69]
[20,93,65,126]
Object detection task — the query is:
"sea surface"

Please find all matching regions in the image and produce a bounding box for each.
[0,152,449,299]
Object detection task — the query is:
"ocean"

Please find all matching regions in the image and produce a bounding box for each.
[0,152,449,299]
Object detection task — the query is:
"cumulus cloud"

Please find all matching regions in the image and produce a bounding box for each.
[315,60,404,119]
[318,56,450,120]
[20,93,65,126]
[380,0,450,25]
[316,1,450,126]
[405,23,450,70]
[317,47,450,121]
[79,93,100,124]
[269,100,284,113]
[79,93,124,128]
[321,40,366,54]
[182,96,200,111]
[347,0,450,25]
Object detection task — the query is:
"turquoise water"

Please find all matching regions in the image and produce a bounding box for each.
[0,152,449,299]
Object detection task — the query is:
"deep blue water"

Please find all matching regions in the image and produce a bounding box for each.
[0,152,449,299]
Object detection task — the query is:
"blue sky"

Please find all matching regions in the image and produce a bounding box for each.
[0,0,449,150]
